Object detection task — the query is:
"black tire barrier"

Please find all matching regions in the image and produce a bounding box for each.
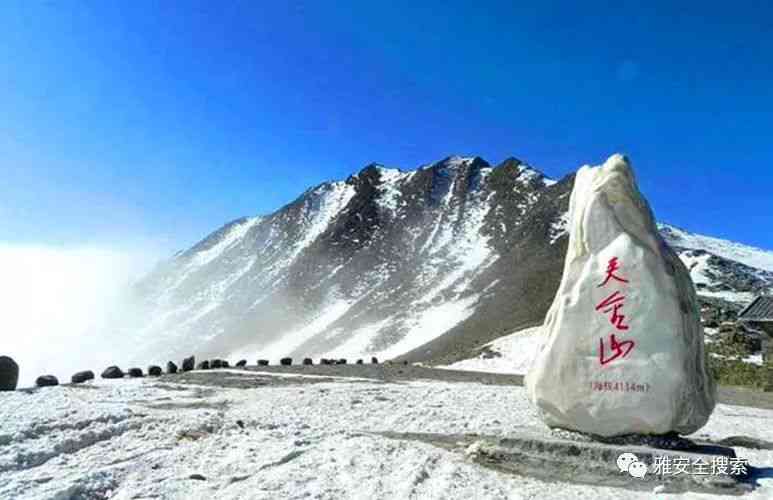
[36,375,59,387]
[102,366,124,379]
[0,356,19,391]
[71,370,95,384]
[182,356,195,372]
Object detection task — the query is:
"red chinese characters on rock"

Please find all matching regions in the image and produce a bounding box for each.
[595,291,630,331]
[596,257,635,366]
[598,257,629,287]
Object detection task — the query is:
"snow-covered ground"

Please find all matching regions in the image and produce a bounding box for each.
[3,373,771,500]
[439,326,543,375]
[441,324,766,376]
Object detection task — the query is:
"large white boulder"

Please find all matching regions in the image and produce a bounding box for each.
[525,154,716,437]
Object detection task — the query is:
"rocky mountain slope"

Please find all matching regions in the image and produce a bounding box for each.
[660,224,773,308]
[123,156,772,367]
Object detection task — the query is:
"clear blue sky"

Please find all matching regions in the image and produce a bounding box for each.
[2,1,772,253]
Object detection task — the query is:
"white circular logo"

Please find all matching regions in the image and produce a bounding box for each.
[617,453,648,479]
[629,461,648,479]
[616,453,638,473]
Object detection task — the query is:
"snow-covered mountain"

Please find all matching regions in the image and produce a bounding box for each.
[660,224,773,306]
[659,224,773,273]
[127,156,569,366]
[123,156,772,367]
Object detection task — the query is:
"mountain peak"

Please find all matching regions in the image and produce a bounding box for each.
[129,154,771,376]
[493,157,553,186]
[497,157,523,169]
[360,162,386,172]
[441,155,475,166]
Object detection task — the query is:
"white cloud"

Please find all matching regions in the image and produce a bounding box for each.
[0,244,159,388]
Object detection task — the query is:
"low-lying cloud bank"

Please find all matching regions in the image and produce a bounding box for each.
[0,244,161,388]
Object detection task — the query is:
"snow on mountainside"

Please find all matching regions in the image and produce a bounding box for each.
[119,156,772,370]
[660,224,773,272]
[439,326,544,375]
[124,155,569,368]
[660,224,773,305]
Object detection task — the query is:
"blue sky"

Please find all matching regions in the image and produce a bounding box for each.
[2,1,772,254]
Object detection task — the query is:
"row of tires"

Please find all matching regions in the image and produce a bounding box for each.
[0,354,384,391]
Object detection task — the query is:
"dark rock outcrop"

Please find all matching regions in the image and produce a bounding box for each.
[148,365,163,376]
[356,359,363,364]
[257,359,269,366]
[197,360,210,370]
[303,358,313,365]
[337,359,347,365]
[371,357,379,364]
[235,359,247,367]
[167,361,178,374]
[280,357,293,366]
[211,359,223,369]
[36,375,59,387]
[102,366,124,379]
[128,368,144,377]
[222,360,230,368]
[71,370,95,384]
[0,356,19,391]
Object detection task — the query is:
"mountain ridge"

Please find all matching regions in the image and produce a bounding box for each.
[122,155,772,368]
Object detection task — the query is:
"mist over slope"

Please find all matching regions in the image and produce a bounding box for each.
[126,156,568,366]
[121,156,773,368]
[0,245,157,387]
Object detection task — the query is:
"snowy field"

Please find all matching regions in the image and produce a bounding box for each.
[441,325,765,376]
[1,373,772,499]
[439,326,543,375]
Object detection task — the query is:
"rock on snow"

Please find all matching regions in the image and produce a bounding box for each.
[526,154,715,437]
